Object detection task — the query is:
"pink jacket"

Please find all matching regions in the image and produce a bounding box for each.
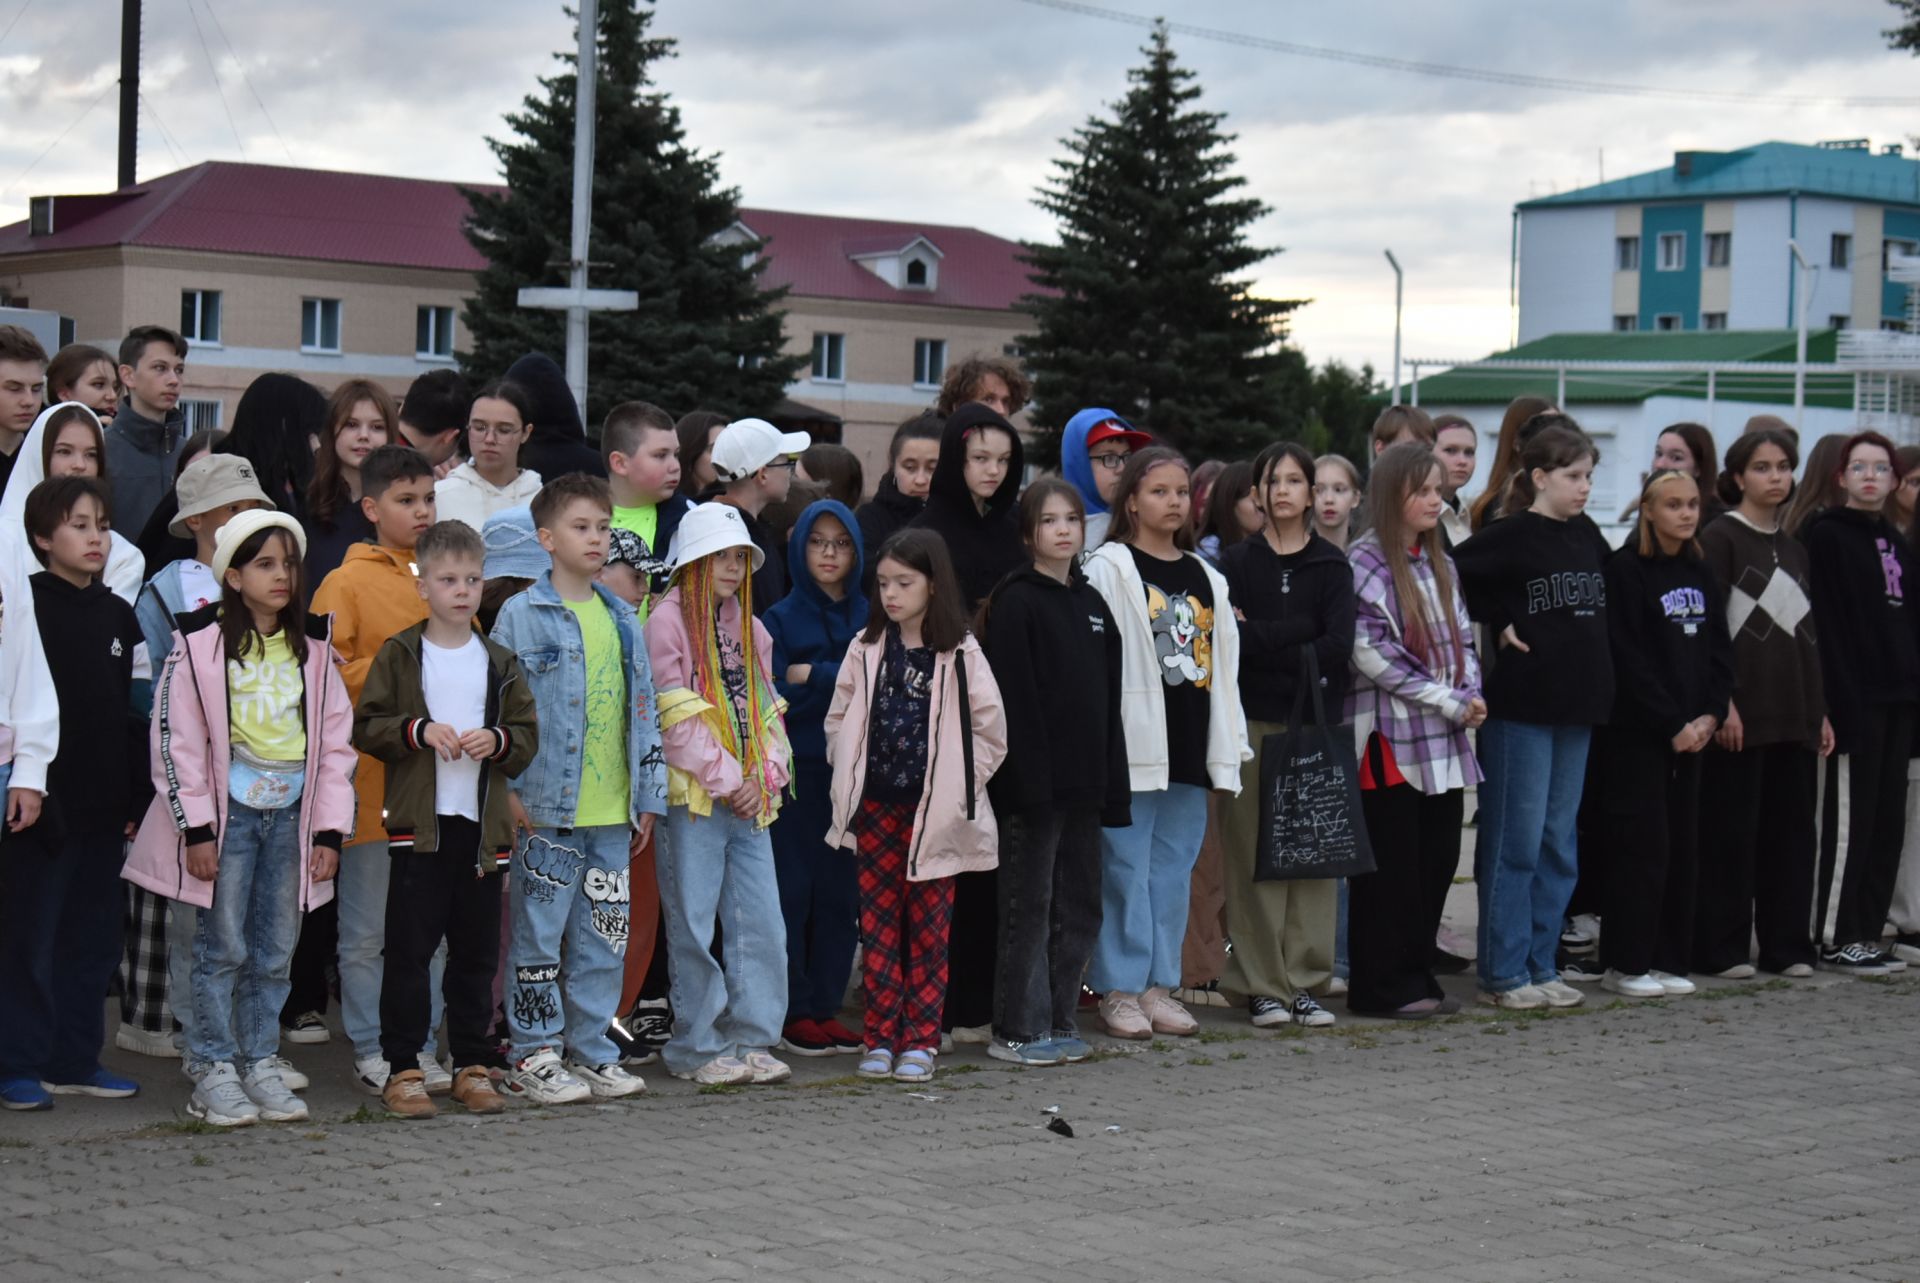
[123,608,358,911]
[825,632,1007,881]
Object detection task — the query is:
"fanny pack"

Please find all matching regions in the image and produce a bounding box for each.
[228,747,305,811]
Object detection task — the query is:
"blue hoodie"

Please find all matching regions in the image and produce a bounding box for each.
[763,499,868,760]
[1061,406,1133,515]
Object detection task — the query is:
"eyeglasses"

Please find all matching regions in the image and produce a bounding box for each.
[807,536,853,553]
[1849,462,1893,477]
[1089,452,1132,473]
[770,458,799,472]
[468,422,523,441]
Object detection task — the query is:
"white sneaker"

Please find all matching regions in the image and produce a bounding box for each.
[742,1051,791,1084]
[1780,962,1814,978]
[670,1055,754,1085]
[260,1055,308,1091]
[949,1024,991,1045]
[115,1023,181,1059]
[1650,970,1697,996]
[1323,975,1350,997]
[1713,963,1757,980]
[187,1062,259,1127]
[1140,986,1199,1035]
[1476,985,1548,1010]
[416,1052,453,1095]
[352,1054,390,1095]
[1536,980,1586,1008]
[240,1063,309,1122]
[504,1047,591,1104]
[1097,992,1152,1040]
[567,1059,646,1098]
[1601,970,1666,998]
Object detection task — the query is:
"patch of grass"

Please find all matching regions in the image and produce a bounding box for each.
[1226,1050,1248,1061]
[1481,1024,1509,1036]
[302,1131,328,1142]
[135,1119,223,1137]
[1194,1027,1252,1045]
[1290,1046,1309,1056]
[945,1062,983,1075]
[1342,1031,1381,1049]
[1187,1054,1214,1067]
[791,1074,865,1090]
[339,1105,396,1125]
[0,1138,31,1150]
[1433,1046,1452,1053]
[190,1154,212,1168]
[1078,1049,1124,1064]
[697,1083,745,1096]
[1149,1039,1170,1052]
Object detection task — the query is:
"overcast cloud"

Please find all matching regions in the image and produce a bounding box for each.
[3,0,1919,375]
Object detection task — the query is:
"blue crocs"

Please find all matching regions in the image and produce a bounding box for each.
[0,1078,52,1111]
[42,1069,139,1099]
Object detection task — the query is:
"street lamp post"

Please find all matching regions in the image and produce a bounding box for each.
[1385,249,1404,406]
[1787,240,1812,431]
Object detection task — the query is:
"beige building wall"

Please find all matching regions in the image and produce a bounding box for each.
[1699,201,1735,317]
[1612,206,1642,320]
[1854,204,1887,329]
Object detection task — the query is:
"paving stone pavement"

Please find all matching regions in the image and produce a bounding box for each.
[1,964,1917,1283]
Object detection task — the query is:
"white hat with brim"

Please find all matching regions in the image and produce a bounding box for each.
[211,510,308,583]
[710,418,811,482]
[667,502,765,575]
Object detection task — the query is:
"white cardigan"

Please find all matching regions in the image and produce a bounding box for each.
[1084,541,1251,795]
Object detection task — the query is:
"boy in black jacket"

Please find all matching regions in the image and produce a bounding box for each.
[0,478,149,1110]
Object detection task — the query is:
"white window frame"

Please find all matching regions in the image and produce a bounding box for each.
[912,338,947,388]
[1830,314,1852,329]
[1654,313,1683,331]
[1701,311,1727,330]
[301,297,343,355]
[415,305,455,361]
[810,332,845,383]
[1615,236,1640,271]
[1612,314,1637,332]
[181,398,224,433]
[181,288,222,346]
[1831,233,1852,270]
[1656,232,1686,272]
[1705,232,1730,268]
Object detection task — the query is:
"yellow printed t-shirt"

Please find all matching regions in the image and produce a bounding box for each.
[228,630,306,762]
[612,504,660,622]
[564,592,629,826]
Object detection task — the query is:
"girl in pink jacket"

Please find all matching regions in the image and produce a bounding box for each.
[124,512,356,1127]
[826,528,1007,1084]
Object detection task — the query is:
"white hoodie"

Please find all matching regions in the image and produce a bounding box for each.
[0,402,146,794]
[434,462,543,533]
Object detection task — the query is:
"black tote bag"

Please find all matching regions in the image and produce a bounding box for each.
[1253,644,1375,882]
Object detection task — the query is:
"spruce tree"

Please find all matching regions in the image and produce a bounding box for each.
[461,2,804,429]
[1020,24,1310,463]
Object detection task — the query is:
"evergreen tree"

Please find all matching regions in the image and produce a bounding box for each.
[461,2,805,429]
[1019,23,1310,464]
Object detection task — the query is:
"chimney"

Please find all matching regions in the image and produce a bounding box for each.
[117,0,139,189]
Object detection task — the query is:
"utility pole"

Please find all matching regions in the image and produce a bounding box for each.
[118,0,139,188]
[516,0,638,417]
[1788,240,1811,430]
[1385,249,1403,406]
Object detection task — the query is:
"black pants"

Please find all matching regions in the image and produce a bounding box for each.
[1694,742,1818,973]
[0,824,126,1082]
[1816,702,1916,950]
[993,805,1103,1042]
[380,816,502,1076]
[1598,729,1702,977]
[941,868,997,1030]
[1566,750,1606,920]
[1349,784,1463,1013]
[281,899,337,1022]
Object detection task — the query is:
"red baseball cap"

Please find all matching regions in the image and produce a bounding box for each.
[1085,418,1152,451]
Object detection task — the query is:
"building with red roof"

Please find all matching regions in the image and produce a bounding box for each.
[0,161,1036,469]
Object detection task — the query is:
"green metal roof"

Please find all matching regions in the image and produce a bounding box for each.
[1412,329,1849,409]
[1518,141,1920,210]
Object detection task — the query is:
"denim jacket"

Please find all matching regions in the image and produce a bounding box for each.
[489,573,668,828]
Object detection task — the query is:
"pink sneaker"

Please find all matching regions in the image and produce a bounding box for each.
[1140,987,1198,1036]
[1097,992,1151,1040]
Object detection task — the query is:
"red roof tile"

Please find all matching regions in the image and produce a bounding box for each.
[0,162,1038,310]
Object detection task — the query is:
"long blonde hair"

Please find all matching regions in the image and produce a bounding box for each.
[1366,442,1464,675]
[1634,469,1701,557]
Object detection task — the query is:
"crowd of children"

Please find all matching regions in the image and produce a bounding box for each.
[1,322,1916,1122]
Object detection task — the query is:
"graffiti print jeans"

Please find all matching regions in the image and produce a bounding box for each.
[506,824,631,1066]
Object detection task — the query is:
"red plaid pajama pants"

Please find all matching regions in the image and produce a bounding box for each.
[854,799,955,1055]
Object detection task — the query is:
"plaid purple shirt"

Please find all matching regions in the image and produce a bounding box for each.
[1344,533,1484,795]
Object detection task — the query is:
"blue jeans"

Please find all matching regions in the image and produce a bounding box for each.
[771,758,858,1023]
[655,807,788,1075]
[507,825,629,1065]
[1474,719,1592,992]
[1088,783,1209,994]
[336,840,442,1061]
[187,801,302,1068]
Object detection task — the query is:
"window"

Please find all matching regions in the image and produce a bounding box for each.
[1831,233,1852,270]
[181,398,224,433]
[1885,238,1917,269]
[301,298,342,353]
[1612,314,1637,332]
[913,338,947,387]
[905,259,928,287]
[810,332,845,381]
[1615,236,1640,271]
[1654,313,1683,331]
[1705,232,1730,268]
[415,305,454,360]
[1883,319,1911,333]
[180,289,222,345]
[1656,232,1686,272]
[1830,314,1852,329]
[1702,311,1727,330]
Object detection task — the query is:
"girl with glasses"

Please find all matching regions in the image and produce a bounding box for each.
[434,382,542,532]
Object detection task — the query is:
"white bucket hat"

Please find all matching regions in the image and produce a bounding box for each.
[667,502,765,575]
[212,510,309,582]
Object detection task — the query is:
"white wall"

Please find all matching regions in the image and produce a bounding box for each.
[1783,196,1859,328]
[1728,198,1792,328]
[1517,205,1618,341]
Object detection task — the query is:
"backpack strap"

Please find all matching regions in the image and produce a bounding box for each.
[956,642,976,821]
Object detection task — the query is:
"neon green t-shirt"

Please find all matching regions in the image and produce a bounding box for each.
[563,592,629,826]
[612,504,660,623]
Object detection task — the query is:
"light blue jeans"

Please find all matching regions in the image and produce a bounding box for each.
[507,825,629,1066]
[1088,783,1210,994]
[336,840,442,1061]
[187,801,301,1068]
[1474,719,1592,993]
[655,806,788,1076]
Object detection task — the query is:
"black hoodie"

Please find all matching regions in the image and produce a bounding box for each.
[505,353,606,481]
[1602,542,1733,740]
[855,472,924,592]
[30,571,149,835]
[1218,531,1357,724]
[980,563,1130,823]
[907,403,1026,609]
[1804,505,1920,751]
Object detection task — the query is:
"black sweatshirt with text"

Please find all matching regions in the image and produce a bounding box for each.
[1602,542,1733,740]
[1803,506,1920,752]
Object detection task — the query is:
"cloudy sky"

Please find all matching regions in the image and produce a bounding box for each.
[3,0,1920,375]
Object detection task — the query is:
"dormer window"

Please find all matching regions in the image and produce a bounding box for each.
[906,258,928,287]
[849,234,944,291]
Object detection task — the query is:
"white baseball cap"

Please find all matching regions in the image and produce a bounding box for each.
[710,418,811,482]
[667,502,766,575]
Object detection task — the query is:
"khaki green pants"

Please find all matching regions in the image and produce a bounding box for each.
[1219,720,1337,1000]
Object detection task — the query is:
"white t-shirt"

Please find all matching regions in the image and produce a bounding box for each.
[178,560,219,613]
[421,633,490,822]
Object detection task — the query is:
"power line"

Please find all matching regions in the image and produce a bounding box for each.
[1,79,114,198]
[0,0,33,52]
[199,0,293,163]
[141,90,188,169]
[1014,0,1920,109]
[182,0,245,158]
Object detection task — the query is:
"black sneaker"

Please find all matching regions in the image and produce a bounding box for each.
[1249,994,1290,1028]
[1290,991,1335,1027]
[1818,943,1891,975]
[1429,947,1471,975]
[629,997,673,1047]
[281,1011,330,1045]
[1869,950,1909,974]
[1559,955,1606,983]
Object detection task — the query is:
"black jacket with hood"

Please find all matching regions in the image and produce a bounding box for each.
[507,353,605,482]
[906,403,1026,609]
[855,472,924,593]
[1804,505,1920,752]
